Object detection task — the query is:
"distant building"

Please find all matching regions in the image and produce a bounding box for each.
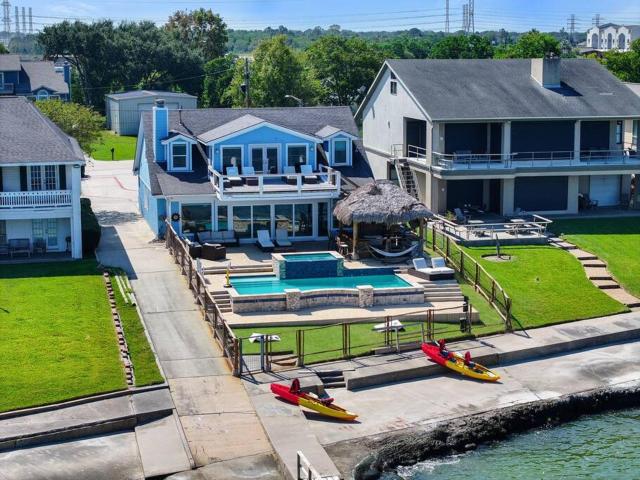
[105,90,198,136]
[586,24,639,52]
[0,54,71,100]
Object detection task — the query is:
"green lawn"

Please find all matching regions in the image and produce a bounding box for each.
[551,217,640,298]
[109,272,164,387]
[90,131,137,160]
[0,261,126,412]
[463,245,628,328]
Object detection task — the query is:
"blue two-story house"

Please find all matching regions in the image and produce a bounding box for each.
[0,55,71,101]
[133,102,371,241]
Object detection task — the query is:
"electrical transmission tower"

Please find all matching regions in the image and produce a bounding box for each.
[567,14,576,45]
[445,0,450,33]
[593,14,601,27]
[468,0,475,33]
[1,0,10,34]
[462,4,468,33]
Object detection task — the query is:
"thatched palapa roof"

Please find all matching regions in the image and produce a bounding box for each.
[333,180,433,225]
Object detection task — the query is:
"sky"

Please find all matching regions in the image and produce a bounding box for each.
[14,0,640,33]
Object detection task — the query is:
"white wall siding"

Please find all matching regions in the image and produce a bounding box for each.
[2,167,21,192]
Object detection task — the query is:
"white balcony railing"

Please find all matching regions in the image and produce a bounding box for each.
[0,190,72,208]
[209,165,341,198]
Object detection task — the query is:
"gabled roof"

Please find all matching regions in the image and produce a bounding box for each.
[106,90,197,101]
[626,83,640,97]
[136,106,365,196]
[0,96,84,164]
[357,58,640,122]
[0,54,21,71]
[21,61,69,94]
[198,114,265,143]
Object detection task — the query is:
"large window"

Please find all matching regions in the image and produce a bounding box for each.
[171,143,188,170]
[32,219,58,249]
[253,205,272,236]
[233,206,252,239]
[44,165,57,190]
[333,139,348,165]
[275,205,293,234]
[181,204,211,234]
[294,204,313,237]
[318,202,329,237]
[287,145,308,167]
[29,166,42,191]
[217,205,228,231]
[221,146,242,173]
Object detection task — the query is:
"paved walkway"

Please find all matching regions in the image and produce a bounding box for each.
[85,162,276,476]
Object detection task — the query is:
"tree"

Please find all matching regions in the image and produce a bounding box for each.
[430,34,494,59]
[225,36,320,107]
[166,8,228,60]
[599,38,640,83]
[494,30,560,58]
[201,55,236,107]
[35,100,104,154]
[306,35,383,105]
[0,43,8,54]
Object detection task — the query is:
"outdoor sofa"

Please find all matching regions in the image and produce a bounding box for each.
[197,230,239,247]
[201,243,226,261]
[412,257,455,280]
[9,238,31,258]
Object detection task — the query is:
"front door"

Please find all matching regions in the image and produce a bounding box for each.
[32,219,58,250]
[250,146,279,174]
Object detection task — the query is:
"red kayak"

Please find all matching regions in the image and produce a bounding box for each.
[422,342,500,382]
[270,380,358,421]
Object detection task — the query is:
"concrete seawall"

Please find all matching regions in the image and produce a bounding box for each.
[352,383,640,480]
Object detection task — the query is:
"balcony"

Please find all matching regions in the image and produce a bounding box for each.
[209,166,341,200]
[394,144,640,173]
[0,190,72,209]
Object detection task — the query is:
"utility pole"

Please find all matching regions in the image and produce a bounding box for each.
[567,14,576,45]
[445,0,450,33]
[242,58,251,108]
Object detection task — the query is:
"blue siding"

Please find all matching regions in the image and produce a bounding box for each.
[138,179,160,235]
[170,201,181,233]
[212,125,318,172]
[154,109,168,162]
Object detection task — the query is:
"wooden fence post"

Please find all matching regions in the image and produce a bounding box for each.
[446,235,450,258]
[460,252,464,276]
[474,262,480,287]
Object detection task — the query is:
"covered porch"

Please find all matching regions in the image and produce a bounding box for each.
[0,217,74,259]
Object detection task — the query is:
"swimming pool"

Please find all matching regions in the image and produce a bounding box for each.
[231,274,410,295]
[282,253,337,262]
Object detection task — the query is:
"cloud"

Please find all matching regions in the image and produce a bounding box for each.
[49,1,101,18]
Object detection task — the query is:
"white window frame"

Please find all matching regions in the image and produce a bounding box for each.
[169,142,191,172]
[633,120,638,148]
[28,165,59,191]
[220,145,244,172]
[36,89,49,100]
[331,138,350,166]
[248,144,280,174]
[390,72,398,95]
[286,143,309,167]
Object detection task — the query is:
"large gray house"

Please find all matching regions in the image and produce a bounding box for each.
[356,56,640,215]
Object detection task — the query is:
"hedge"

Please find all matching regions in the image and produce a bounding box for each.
[81,198,102,255]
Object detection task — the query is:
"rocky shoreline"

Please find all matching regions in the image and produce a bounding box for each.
[349,384,640,480]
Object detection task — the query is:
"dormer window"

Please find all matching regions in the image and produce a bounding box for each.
[332,139,349,165]
[170,143,190,171]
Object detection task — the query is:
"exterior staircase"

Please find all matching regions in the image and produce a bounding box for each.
[394,159,420,199]
[204,264,273,275]
[316,370,346,389]
[415,279,466,304]
[210,289,232,313]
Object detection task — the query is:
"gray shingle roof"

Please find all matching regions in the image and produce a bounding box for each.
[106,90,197,100]
[0,96,85,164]
[198,114,264,143]
[21,61,69,94]
[626,82,640,97]
[139,106,364,196]
[0,54,21,71]
[378,58,640,121]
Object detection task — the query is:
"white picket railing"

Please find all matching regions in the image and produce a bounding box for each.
[0,190,72,208]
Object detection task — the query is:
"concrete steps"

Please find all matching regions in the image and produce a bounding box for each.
[416,279,466,304]
[210,290,232,313]
[592,279,622,290]
[568,249,598,261]
[205,264,273,275]
[316,370,346,389]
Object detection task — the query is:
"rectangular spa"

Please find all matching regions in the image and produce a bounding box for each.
[231,274,410,295]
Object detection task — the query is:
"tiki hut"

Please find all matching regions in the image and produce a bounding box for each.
[333,180,433,259]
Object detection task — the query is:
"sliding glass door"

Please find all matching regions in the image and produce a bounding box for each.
[250,146,279,174]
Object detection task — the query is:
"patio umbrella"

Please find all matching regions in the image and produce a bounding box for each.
[333,180,433,259]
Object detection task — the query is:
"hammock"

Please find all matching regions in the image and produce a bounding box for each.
[368,242,419,258]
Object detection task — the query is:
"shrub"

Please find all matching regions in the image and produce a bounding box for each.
[81,198,101,255]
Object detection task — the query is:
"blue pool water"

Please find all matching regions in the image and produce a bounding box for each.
[282,253,337,262]
[231,274,410,295]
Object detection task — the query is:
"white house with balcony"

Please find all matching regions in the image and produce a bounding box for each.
[133,101,372,241]
[0,96,83,258]
[586,24,639,52]
[356,56,640,215]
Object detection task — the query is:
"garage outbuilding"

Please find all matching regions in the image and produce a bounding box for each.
[105,90,198,135]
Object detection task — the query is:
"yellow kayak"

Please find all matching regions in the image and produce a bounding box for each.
[271,381,358,421]
[422,343,500,382]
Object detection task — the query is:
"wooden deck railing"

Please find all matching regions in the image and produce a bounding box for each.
[428,224,513,331]
[164,221,241,375]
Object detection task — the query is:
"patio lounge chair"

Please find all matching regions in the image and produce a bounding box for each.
[300,164,318,184]
[412,256,455,280]
[256,230,275,251]
[454,208,468,224]
[275,228,292,247]
[242,166,259,186]
[226,167,243,187]
[9,238,30,258]
[282,166,298,185]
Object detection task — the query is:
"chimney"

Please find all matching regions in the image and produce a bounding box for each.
[63,61,71,98]
[531,54,561,89]
[153,99,168,163]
